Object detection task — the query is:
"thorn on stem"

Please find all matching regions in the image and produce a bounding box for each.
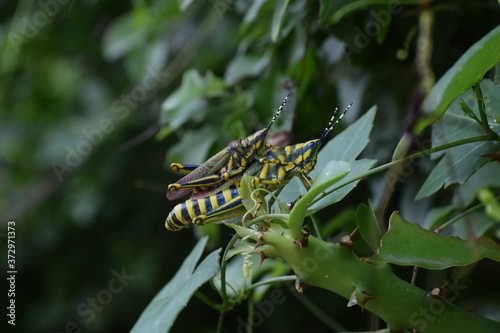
[293,231,312,249]
[360,291,373,312]
[259,252,268,267]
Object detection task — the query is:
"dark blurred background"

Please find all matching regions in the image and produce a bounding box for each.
[1,0,499,332]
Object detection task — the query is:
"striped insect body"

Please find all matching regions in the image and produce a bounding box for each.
[165,186,245,231]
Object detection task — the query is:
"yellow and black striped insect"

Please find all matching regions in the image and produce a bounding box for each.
[166,94,290,201]
[239,103,352,211]
[165,186,245,230]
[165,103,351,230]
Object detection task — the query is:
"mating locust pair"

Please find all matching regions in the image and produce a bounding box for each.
[165,95,351,231]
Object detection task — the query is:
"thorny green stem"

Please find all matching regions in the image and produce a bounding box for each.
[232,226,500,333]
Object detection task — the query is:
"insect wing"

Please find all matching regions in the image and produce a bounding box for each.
[166,148,231,200]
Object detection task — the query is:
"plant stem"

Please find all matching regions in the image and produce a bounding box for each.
[435,195,500,233]
[220,234,240,302]
[473,84,499,139]
[249,275,297,290]
[195,291,222,311]
[312,135,492,207]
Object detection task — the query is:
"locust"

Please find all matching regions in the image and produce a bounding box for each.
[165,103,351,230]
[166,94,290,201]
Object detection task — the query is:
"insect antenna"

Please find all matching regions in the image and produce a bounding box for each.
[265,93,291,132]
[319,103,353,142]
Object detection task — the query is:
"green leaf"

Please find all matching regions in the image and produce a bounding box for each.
[288,160,351,233]
[392,132,411,160]
[452,210,498,240]
[423,204,454,230]
[166,127,218,165]
[317,105,377,166]
[356,201,381,253]
[363,212,500,269]
[419,25,500,131]
[240,175,258,213]
[131,237,221,333]
[224,51,272,86]
[307,159,376,213]
[416,80,500,200]
[456,162,500,207]
[309,160,351,193]
[278,106,377,210]
[102,13,148,61]
[178,0,195,11]
[160,69,225,128]
[242,0,269,25]
[271,0,290,42]
[318,0,412,25]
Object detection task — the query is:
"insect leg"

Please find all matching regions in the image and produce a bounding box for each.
[170,163,202,173]
[168,175,225,192]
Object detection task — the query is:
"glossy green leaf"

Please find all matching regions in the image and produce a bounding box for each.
[416,80,500,200]
[363,212,500,269]
[131,237,221,333]
[271,0,290,42]
[419,25,500,130]
[356,201,381,253]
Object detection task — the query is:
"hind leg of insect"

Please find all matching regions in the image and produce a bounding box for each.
[193,196,246,226]
[167,174,225,191]
[170,163,201,173]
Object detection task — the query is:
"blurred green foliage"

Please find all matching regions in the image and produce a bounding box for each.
[1,0,499,332]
